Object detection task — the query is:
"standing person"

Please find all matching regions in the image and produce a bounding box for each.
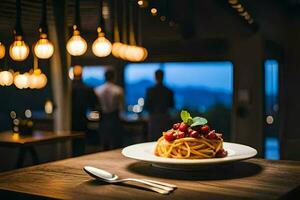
[144,69,175,141]
[71,65,97,156]
[94,68,124,150]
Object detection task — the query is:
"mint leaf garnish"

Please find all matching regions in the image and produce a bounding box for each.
[191,117,208,127]
[181,110,208,126]
[180,110,191,123]
[187,118,193,126]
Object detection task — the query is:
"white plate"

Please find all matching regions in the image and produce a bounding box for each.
[122,142,257,169]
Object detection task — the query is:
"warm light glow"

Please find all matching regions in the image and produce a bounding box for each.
[87,111,100,121]
[29,69,47,89]
[44,100,53,114]
[123,45,134,61]
[151,8,158,16]
[118,44,130,60]
[125,45,148,62]
[73,65,83,78]
[112,42,123,58]
[92,32,112,57]
[34,34,54,59]
[0,70,14,86]
[68,68,74,80]
[0,42,5,59]
[66,29,87,56]
[9,36,30,61]
[112,42,147,62]
[25,109,32,118]
[137,0,144,6]
[12,133,20,140]
[266,115,274,125]
[14,72,30,89]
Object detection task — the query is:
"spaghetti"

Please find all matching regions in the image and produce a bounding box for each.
[154,110,227,159]
[155,135,224,159]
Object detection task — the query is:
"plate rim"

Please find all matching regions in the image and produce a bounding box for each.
[122,141,258,165]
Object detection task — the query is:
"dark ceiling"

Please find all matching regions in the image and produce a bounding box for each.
[0,0,298,46]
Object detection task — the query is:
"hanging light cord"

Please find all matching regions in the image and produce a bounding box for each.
[136,1,142,46]
[39,0,48,34]
[113,0,120,42]
[128,0,136,46]
[121,0,128,44]
[98,0,105,33]
[15,0,23,36]
[75,0,81,30]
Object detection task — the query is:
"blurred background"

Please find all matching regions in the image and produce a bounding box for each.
[0,0,298,171]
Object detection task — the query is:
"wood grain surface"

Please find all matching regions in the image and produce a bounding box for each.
[0,131,85,147]
[0,149,299,200]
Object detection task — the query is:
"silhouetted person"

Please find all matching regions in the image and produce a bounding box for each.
[145,69,174,141]
[94,69,124,150]
[71,65,97,156]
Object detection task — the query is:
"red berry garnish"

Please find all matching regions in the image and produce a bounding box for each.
[190,130,199,138]
[164,130,176,141]
[176,131,185,139]
[200,125,210,135]
[172,123,180,130]
[188,128,193,135]
[207,130,217,140]
[216,149,228,158]
[179,123,189,133]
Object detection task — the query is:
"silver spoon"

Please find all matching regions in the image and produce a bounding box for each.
[83,166,176,194]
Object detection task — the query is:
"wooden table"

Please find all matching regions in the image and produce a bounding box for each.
[0,149,299,199]
[0,131,85,168]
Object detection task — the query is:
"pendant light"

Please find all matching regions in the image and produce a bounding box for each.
[14,72,30,89]
[92,0,112,57]
[112,0,123,58]
[0,42,5,59]
[28,56,47,89]
[0,71,14,86]
[66,0,87,56]
[118,0,130,60]
[9,0,30,61]
[120,0,147,62]
[34,0,54,59]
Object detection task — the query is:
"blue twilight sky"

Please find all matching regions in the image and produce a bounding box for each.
[125,62,233,93]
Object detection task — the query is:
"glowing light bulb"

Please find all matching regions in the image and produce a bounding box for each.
[92,30,112,57]
[9,36,30,61]
[36,73,47,89]
[0,70,14,86]
[34,33,54,59]
[66,29,87,56]
[44,100,53,114]
[151,8,157,16]
[0,42,5,59]
[123,45,148,62]
[112,42,123,58]
[118,44,130,60]
[28,69,47,89]
[14,72,30,89]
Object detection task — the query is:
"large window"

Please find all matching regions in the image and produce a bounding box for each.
[124,61,233,139]
[125,62,233,111]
